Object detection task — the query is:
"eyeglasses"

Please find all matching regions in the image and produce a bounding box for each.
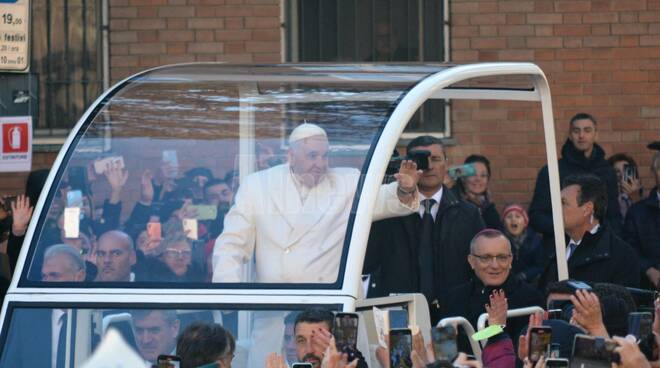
[163,248,192,259]
[470,253,512,265]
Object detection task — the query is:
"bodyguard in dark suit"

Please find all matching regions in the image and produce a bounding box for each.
[0,244,85,367]
[540,174,640,289]
[363,136,485,322]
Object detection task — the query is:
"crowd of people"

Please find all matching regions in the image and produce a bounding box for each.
[0,113,658,367]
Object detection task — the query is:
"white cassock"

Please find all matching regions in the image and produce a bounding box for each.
[212,163,418,367]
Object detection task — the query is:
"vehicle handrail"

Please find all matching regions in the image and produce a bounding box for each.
[437,316,482,360]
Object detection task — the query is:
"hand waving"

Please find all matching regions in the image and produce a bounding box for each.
[394,160,423,193]
[11,195,33,236]
[485,289,508,327]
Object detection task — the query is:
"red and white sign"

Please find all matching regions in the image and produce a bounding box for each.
[0,116,32,172]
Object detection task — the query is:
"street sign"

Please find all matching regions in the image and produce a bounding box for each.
[0,0,30,72]
[0,116,32,172]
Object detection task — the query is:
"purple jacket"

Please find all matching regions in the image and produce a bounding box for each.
[482,333,516,368]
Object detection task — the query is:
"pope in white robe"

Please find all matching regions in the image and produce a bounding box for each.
[211,123,421,366]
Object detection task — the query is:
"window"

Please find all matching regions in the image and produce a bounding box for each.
[285,0,450,137]
[30,1,103,137]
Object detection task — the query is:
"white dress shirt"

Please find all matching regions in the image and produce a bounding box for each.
[418,187,443,221]
[566,224,600,259]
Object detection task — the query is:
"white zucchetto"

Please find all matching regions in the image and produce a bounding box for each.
[288,123,327,144]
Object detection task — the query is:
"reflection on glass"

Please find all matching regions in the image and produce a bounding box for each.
[25,66,430,287]
[0,307,337,368]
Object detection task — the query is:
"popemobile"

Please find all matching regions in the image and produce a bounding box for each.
[0,62,568,367]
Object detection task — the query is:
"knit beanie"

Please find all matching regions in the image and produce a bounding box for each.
[502,204,529,226]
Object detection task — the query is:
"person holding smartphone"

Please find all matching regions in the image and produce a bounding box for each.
[608,153,643,220]
[452,154,503,230]
[286,309,367,368]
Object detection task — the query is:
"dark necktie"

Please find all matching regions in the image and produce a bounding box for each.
[57,312,67,368]
[419,199,436,303]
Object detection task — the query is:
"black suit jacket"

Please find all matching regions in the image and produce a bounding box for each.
[0,308,53,367]
[364,187,485,319]
[539,224,640,289]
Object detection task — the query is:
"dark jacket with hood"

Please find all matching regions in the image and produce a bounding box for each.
[528,140,622,254]
[363,187,485,321]
[509,230,545,283]
[623,188,660,275]
[539,224,640,289]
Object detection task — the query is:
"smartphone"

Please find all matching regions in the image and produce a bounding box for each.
[389,309,409,330]
[147,222,162,240]
[431,325,458,363]
[292,363,314,368]
[67,190,83,208]
[629,312,655,360]
[528,326,552,363]
[545,358,569,368]
[571,334,620,368]
[162,150,178,166]
[334,312,359,354]
[389,328,413,368]
[93,156,125,175]
[628,312,653,341]
[447,163,477,180]
[547,309,563,321]
[2,196,17,211]
[157,354,181,368]
[189,204,218,221]
[623,164,638,182]
[566,280,592,291]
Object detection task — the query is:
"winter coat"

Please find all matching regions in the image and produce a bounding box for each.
[509,230,545,283]
[528,140,622,253]
[438,275,544,352]
[540,224,640,289]
[623,188,660,275]
[363,187,485,322]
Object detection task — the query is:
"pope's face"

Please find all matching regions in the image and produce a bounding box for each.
[288,136,329,187]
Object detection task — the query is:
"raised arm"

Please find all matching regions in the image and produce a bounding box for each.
[212,180,256,283]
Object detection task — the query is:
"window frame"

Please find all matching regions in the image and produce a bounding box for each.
[282,0,452,138]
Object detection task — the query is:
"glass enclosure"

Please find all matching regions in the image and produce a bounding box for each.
[20,64,448,288]
[0,304,338,367]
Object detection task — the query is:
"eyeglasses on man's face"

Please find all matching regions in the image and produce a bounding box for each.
[470,253,512,265]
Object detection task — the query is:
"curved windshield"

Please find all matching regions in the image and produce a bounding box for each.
[22,64,439,288]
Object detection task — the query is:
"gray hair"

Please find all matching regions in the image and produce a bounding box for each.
[469,229,511,254]
[155,232,191,257]
[43,244,86,272]
[131,309,179,324]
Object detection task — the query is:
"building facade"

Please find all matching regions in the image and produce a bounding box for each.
[1,0,659,211]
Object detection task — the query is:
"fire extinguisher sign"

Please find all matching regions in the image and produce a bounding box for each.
[0,116,32,172]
